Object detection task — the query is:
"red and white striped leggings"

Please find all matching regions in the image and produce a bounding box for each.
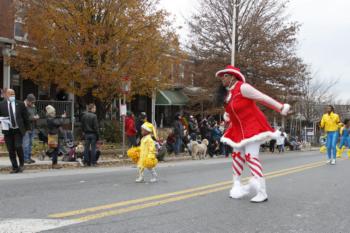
[231,141,263,178]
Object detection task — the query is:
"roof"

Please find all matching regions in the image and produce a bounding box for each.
[156,90,189,106]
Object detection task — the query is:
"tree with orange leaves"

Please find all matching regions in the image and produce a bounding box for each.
[12,0,180,110]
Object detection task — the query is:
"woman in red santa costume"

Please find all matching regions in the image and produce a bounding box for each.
[216,65,291,203]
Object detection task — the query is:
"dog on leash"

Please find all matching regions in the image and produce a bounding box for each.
[190,139,209,160]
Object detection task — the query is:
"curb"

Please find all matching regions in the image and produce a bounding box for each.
[0,149,321,173]
[0,155,194,173]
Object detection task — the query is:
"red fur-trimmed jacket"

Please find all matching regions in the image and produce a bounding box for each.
[221,81,290,148]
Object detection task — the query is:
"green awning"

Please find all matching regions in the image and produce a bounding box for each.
[156,90,189,106]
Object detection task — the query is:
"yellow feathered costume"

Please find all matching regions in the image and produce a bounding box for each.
[127,147,140,164]
[138,134,158,169]
[139,122,158,169]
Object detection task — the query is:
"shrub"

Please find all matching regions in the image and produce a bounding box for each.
[100,120,122,143]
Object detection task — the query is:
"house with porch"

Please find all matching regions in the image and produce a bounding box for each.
[1,0,197,133]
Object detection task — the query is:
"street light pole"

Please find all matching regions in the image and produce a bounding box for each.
[231,0,237,66]
[122,93,126,157]
[121,77,131,158]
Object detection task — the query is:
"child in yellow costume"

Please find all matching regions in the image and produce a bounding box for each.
[135,122,158,183]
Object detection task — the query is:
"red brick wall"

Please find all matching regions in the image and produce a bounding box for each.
[0,0,14,39]
[0,58,3,89]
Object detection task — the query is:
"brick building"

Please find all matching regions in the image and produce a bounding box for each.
[0,0,40,100]
[0,0,15,92]
[0,1,196,128]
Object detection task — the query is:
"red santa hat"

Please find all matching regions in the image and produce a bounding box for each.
[215,65,246,82]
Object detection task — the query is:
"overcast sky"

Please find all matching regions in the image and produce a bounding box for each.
[159,0,350,102]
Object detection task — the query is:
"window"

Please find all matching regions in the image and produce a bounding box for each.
[179,64,185,80]
[14,19,28,42]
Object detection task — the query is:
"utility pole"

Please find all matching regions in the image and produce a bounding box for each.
[231,0,237,65]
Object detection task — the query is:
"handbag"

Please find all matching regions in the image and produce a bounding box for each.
[48,134,58,149]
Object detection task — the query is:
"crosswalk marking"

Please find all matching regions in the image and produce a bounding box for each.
[0,218,80,233]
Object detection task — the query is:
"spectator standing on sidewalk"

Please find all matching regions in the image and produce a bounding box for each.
[269,138,276,153]
[81,103,99,167]
[0,89,30,173]
[173,113,184,155]
[125,111,137,148]
[209,121,222,157]
[188,115,199,140]
[200,119,211,140]
[23,94,39,164]
[46,105,66,169]
[276,130,286,153]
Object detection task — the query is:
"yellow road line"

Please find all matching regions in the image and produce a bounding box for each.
[72,162,325,222]
[48,180,232,218]
[49,160,325,218]
[49,160,327,218]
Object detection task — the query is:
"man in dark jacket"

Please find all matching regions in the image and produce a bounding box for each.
[81,103,99,166]
[0,89,30,173]
[188,115,199,140]
[23,94,39,164]
[173,113,184,155]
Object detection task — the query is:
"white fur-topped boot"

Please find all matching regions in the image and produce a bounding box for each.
[242,177,259,196]
[250,177,268,203]
[230,175,248,199]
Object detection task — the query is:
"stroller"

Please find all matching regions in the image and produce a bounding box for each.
[38,128,78,162]
[61,130,78,162]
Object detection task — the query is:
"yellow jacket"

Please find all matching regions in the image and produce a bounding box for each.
[138,134,156,168]
[320,112,340,132]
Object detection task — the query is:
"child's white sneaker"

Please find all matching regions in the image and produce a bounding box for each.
[135,176,144,183]
[330,159,336,165]
[150,169,158,183]
[150,177,158,183]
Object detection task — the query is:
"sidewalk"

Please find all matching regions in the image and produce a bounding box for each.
[0,153,194,173]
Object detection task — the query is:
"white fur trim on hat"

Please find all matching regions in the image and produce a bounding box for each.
[281,104,291,116]
[141,124,152,133]
[215,69,246,82]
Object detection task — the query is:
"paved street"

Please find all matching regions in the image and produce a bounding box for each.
[0,151,349,233]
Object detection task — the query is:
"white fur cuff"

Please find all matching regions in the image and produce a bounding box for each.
[281,104,290,116]
[223,112,230,122]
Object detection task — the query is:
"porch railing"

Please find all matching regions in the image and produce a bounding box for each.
[36,100,73,118]
[35,100,74,130]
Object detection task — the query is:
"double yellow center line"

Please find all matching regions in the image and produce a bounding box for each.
[48,159,331,222]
